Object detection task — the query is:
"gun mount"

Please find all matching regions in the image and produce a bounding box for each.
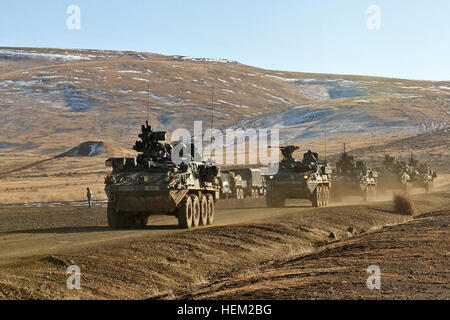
[133,121,172,164]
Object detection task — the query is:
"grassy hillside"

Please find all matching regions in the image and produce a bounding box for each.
[0,47,448,204]
[0,47,448,156]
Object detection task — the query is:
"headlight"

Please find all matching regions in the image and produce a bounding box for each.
[269,175,274,180]
[304,175,309,180]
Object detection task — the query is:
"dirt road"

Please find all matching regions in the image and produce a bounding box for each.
[0,189,448,299]
[0,198,319,263]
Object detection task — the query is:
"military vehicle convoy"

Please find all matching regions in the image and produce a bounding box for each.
[219,168,266,199]
[331,145,378,202]
[265,146,332,207]
[404,154,437,192]
[104,121,220,229]
[103,121,439,231]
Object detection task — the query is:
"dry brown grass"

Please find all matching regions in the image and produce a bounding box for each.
[393,193,416,216]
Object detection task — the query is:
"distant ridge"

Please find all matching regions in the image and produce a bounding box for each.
[0,141,134,176]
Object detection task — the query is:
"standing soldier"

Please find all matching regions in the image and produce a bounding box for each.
[86,187,92,208]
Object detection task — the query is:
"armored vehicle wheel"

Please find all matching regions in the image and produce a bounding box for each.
[199,195,208,226]
[312,186,321,207]
[323,185,330,206]
[425,181,433,193]
[206,194,215,225]
[404,182,413,196]
[367,186,372,201]
[370,185,377,201]
[321,185,327,207]
[107,204,128,229]
[191,195,200,227]
[177,196,193,229]
[362,186,368,202]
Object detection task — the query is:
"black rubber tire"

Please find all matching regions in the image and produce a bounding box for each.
[177,196,193,229]
[323,185,330,206]
[191,195,200,228]
[320,185,326,207]
[206,194,215,225]
[312,187,320,207]
[199,195,208,226]
[362,187,367,202]
[404,182,413,196]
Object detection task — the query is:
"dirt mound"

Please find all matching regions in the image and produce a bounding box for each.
[58,141,133,158]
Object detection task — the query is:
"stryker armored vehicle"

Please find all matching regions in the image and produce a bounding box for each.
[104,121,220,229]
[407,154,437,192]
[331,145,377,202]
[378,154,413,193]
[265,146,332,207]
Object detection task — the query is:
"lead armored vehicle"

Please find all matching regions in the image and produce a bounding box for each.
[266,146,332,207]
[332,145,377,202]
[105,121,220,229]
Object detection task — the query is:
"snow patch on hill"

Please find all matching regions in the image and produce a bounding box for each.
[265,76,369,100]
[225,104,430,144]
[0,49,91,61]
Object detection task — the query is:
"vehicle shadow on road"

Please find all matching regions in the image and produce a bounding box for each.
[0,224,180,235]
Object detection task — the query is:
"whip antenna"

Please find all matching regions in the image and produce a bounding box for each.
[211,85,215,136]
[324,119,327,162]
[147,81,150,123]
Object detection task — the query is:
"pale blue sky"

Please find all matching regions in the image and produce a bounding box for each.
[1,0,449,80]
